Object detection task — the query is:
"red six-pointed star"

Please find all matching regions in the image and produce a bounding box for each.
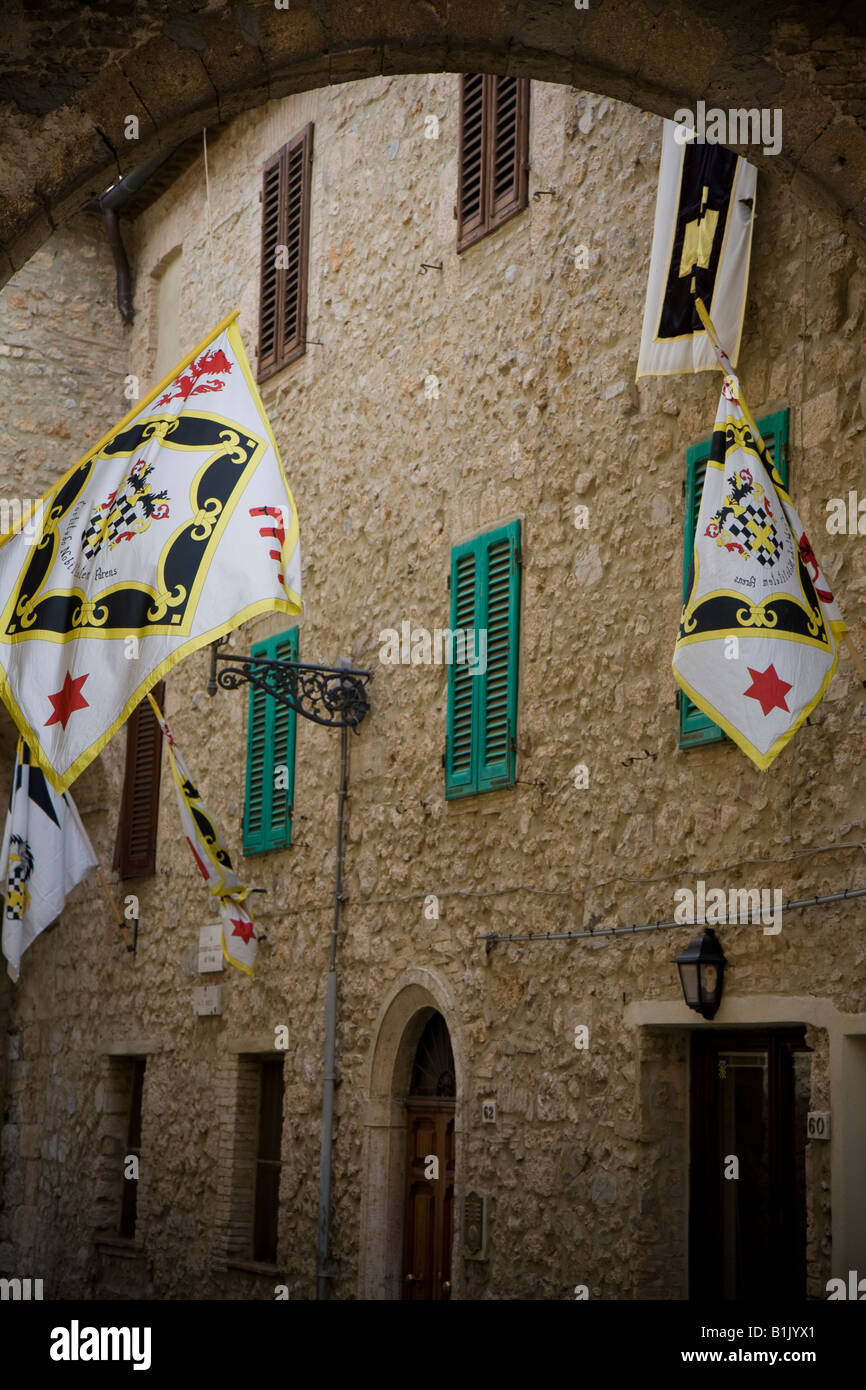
[743,664,792,717]
[45,672,90,730]
[229,913,255,945]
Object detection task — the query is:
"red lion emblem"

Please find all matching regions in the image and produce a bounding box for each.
[250,505,287,586]
[157,348,233,406]
[798,531,834,603]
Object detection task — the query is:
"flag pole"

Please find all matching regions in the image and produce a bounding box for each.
[96,863,127,945]
[694,297,866,689]
[841,632,866,687]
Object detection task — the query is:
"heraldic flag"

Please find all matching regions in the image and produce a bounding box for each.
[637,121,757,378]
[1,738,97,979]
[0,309,301,793]
[673,376,846,770]
[148,693,257,976]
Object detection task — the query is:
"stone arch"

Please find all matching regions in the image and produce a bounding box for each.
[3,2,866,284]
[358,966,466,1300]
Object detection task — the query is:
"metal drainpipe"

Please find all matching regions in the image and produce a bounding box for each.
[102,206,134,323]
[89,148,179,325]
[316,719,350,1299]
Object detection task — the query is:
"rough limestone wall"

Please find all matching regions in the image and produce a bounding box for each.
[1,72,864,1299]
[0,210,130,1292]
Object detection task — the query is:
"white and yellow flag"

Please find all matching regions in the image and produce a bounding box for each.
[0,311,301,793]
[673,375,845,770]
[148,694,257,976]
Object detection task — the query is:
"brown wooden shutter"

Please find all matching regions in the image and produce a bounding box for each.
[252,1058,284,1264]
[258,152,282,380]
[257,124,314,383]
[113,681,164,879]
[488,77,529,230]
[457,76,529,252]
[457,74,486,251]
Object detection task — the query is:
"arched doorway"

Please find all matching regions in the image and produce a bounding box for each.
[359,969,464,1300]
[402,1012,456,1302]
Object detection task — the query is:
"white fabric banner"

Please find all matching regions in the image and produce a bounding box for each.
[637,122,757,378]
[1,740,97,979]
[149,694,257,977]
[0,312,301,792]
[673,377,844,769]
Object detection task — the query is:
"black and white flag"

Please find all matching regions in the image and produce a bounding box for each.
[637,120,757,378]
[1,739,97,978]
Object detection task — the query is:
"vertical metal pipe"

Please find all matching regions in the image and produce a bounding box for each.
[102,207,135,323]
[316,721,349,1299]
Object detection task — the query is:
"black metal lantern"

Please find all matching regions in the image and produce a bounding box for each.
[674,927,726,1019]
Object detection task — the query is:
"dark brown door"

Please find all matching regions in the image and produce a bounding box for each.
[402,1101,455,1301]
[690,1028,810,1300]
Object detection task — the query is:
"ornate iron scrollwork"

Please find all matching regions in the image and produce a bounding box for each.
[207,643,371,729]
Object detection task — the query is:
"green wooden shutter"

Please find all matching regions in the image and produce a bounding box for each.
[244,627,298,853]
[446,521,521,797]
[679,409,789,748]
[446,546,477,794]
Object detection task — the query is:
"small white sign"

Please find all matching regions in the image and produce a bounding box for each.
[807,1111,831,1141]
[198,923,224,974]
[194,986,222,1016]
[481,1100,497,1124]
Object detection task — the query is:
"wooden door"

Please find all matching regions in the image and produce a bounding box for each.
[402,1101,455,1301]
[689,1028,810,1300]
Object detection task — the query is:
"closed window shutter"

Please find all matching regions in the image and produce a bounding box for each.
[280,128,312,364]
[446,548,477,793]
[258,152,282,380]
[489,76,529,226]
[257,124,313,383]
[446,521,521,797]
[478,529,520,788]
[457,74,486,251]
[244,629,298,854]
[244,666,268,854]
[113,681,164,878]
[679,410,789,748]
[252,1057,284,1264]
[458,76,529,252]
[269,630,298,846]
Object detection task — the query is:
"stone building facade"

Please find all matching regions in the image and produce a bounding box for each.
[1,71,865,1301]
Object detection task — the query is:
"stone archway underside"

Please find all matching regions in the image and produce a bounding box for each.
[2,1,866,284]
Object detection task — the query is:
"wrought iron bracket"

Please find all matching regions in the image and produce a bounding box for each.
[207,640,371,730]
[117,916,139,955]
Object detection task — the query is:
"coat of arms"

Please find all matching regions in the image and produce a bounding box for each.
[81,459,171,560]
[704,467,782,567]
[5,834,34,921]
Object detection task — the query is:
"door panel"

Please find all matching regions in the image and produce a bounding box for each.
[690,1028,809,1300]
[402,1104,455,1301]
[405,1183,436,1301]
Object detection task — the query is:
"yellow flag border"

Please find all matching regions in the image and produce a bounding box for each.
[1,309,238,551]
[0,310,301,793]
[694,298,846,643]
[674,312,843,769]
[146,690,256,977]
[219,903,256,979]
[146,691,249,904]
[672,651,839,772]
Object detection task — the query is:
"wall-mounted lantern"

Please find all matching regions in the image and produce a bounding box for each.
[674,927,726,1019]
